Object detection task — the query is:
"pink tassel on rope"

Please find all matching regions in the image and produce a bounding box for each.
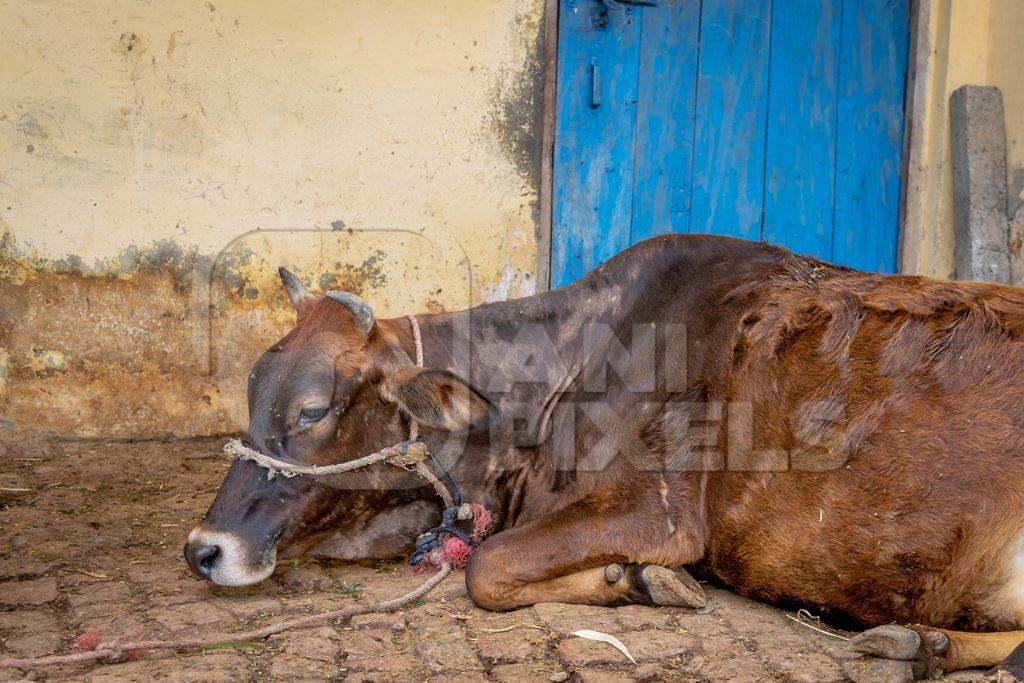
[72,630,104,652]
[468,503,492,542]
[413,503,493,572]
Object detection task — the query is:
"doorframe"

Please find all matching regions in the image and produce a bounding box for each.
[536,0,560,293]
[901,0,946,278]
[898,0,937,275]
[539,0,925,288]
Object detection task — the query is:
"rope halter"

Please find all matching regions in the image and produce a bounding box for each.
[224,313,490,567]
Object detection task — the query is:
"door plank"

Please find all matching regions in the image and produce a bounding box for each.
[551,0,908,284]
[551,0,643,287]
[832,0,910,272]
[630,0,702,242]
[688,0,773,239]
[761,0,841,261]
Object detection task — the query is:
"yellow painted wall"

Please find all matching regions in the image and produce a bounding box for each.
[0,0,546,438]
[987,0,1024,217]
[902,0,1024,277]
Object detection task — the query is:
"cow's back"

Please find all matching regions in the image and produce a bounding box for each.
[700,265,1024,630]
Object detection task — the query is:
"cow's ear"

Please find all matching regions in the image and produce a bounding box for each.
[383,367,492,432]
[278,267,316,318]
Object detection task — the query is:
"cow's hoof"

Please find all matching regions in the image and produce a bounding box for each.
[849,625,922,660]
[637,565,705,608]
[847,625,948,681]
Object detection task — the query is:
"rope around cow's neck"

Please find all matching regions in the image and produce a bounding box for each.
[407,313,423,440]
[0,314,484,672]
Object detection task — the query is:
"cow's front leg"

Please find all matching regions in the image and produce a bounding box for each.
[464,495,705,610]
[483,562,705,610]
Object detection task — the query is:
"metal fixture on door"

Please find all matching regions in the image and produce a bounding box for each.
[598,0,657,7]
[591,0,653,30]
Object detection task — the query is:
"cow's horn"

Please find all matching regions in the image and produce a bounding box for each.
[278,267,314,311]
[326,291,375,334]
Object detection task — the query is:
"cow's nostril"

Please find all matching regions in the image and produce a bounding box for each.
[184,543,221,580]
[197,545,220,571]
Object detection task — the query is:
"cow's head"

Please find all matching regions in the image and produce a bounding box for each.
[183,268,490,585]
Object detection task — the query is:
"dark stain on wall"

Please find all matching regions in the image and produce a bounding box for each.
[488,9,546,205]
[318,250,387,295]
[3,234,205,285]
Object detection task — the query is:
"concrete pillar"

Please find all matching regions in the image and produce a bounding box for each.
[950,85,1010,283]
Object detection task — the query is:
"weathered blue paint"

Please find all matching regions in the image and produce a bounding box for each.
[689,0,772,239]
[762,0,841,259]
[551,0,910,287]
[551,0,642,286]
[630,0,701,242]
[833,0,910,273]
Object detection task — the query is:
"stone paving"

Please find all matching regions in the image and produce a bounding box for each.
[0,438,989,681]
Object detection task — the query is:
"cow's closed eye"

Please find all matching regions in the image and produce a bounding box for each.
[297,405,330,426]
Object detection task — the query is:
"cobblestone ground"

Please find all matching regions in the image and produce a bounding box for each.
[0,439,988,681]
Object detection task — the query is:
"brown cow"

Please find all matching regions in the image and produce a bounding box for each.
[185,235,1024,676]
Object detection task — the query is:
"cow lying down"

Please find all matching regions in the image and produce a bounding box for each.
[185,235,1024,677]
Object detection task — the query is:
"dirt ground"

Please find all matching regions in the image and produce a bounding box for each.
[0,438,987,682]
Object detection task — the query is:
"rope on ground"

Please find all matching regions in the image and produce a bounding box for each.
[0,560,452,671]
[0,316,490,673]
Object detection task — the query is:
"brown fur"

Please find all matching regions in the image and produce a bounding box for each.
[705,260,1024,629]
[189,235,1024,637]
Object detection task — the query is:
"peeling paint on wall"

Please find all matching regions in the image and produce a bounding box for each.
[0,0,546,439]
[0,227,479,438]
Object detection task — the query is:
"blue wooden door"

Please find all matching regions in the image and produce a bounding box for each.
[551,0,910,287]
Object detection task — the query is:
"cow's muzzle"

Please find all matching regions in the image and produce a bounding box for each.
[183,527,278,586]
